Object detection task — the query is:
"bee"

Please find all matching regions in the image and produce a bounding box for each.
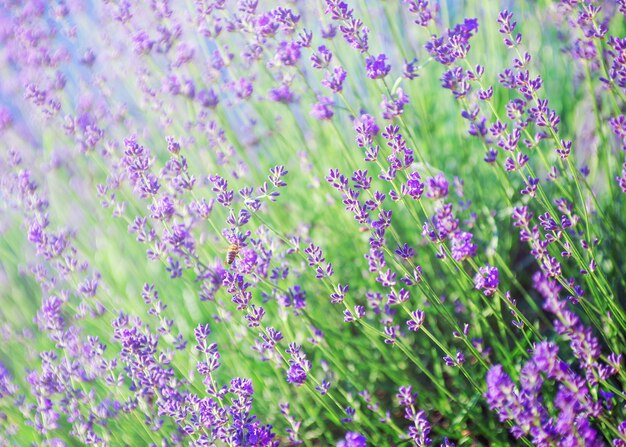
[226,242,241,265]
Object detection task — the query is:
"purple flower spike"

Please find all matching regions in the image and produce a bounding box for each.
[474,265,499,296]
[338,431,367,447]
[366,53,391,79]
[311,96,335,120]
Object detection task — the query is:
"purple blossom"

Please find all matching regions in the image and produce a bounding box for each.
[617,161,626,194]
[197,88,219,108]
[338,432,367,447]
[276,40,301,66]
[233,77,254,99]
[403,58,420,79]
[321,23,338,39]
[354,114,380,147]
[310,96,335,120]
[322,66,348,92]
[311,45,333,69]
[285,343,311,386]
[2,3,625,446]
[324,0,369,53]
[426,173,449,199]
[365,53,391,79]
[330,283,349,304]
[269,165,288,187]
[402,172,424,200]
[474,265,499,296]
[395,243,415,259]
[407,309,425,332]
[450,231,477,261]
[425,18,478,65]
[404,0,435,27]
[381,88,409,120]
[0,362,18,398]
[269,84,296,103]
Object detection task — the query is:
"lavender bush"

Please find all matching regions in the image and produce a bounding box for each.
[0,0,625,445]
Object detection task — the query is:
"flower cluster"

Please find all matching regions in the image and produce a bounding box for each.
[1,1,625,446]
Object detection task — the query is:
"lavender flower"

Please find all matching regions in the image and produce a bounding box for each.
[338,432,367,447]
[474,265,499,296]
[381,88,409,120]
[311,96,335,120]
[2,2,626,446]
[365,54,391,79]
